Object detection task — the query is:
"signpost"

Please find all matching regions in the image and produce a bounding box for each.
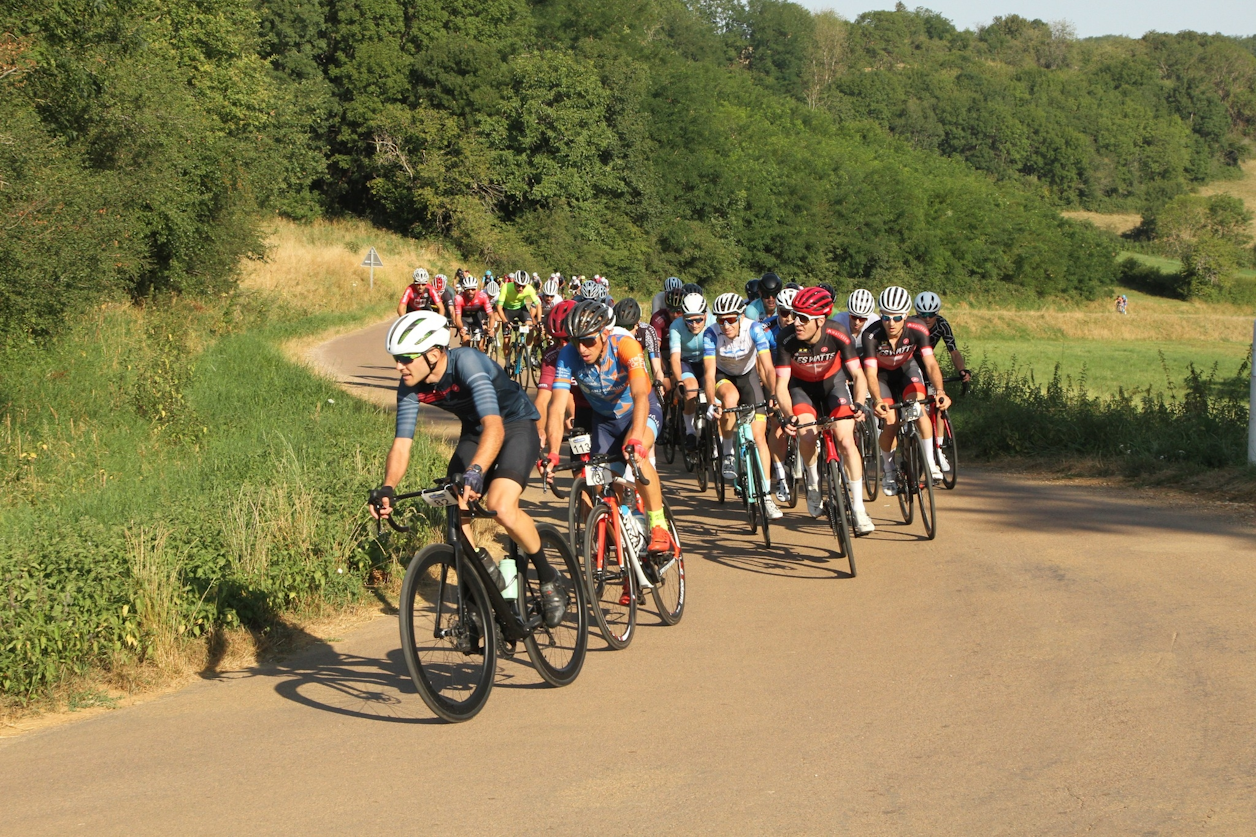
[361,247,383,290]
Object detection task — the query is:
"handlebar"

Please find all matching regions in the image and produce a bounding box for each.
[371,478,496,535]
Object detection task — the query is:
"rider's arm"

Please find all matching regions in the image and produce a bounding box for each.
[383,437,412,490]
[701,325,718,406]
[432,288,445,318]
[774,364,795,419]
[471,415,505,473]
[544,345,576,456]
[397,287,412,318]
[619,338,653,443]
[750,321,775,401]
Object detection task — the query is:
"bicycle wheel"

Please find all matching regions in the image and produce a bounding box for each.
[399,544,496,723]
[915,436,937,540]
[661,398,677,464]
[712,430,726,504]
[861,420,881,501]
[783,435,800,509]
[896,438,915,525]
[521,524,589,686]
[825,459,856,573]
[582,504,636,650]
[694,423,709,492]
[836,462,858,576]
[649,500,686,625]
[748,446,771,548]
[938,412,958,491]
[566,475,591,560]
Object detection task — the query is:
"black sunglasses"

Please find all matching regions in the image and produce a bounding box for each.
[881,314,905,323]
[577,336,600,348]
[393,353,420,364]
[684,317,706,326]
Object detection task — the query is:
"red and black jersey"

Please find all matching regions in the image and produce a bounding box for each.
[649,308,673,357]
[860,317,934,371]
[773,318,860,383]
[400,284,441,312]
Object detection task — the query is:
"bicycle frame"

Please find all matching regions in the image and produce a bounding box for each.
[581,458,664,594]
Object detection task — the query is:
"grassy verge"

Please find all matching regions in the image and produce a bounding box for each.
[0,218,461,715]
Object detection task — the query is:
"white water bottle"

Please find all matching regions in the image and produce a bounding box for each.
[498,557,518,600]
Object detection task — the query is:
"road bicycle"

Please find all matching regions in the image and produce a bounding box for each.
[573,451,685,649]
[856,398,881,501]
[725,402,774,548]
[929,374,968,491]
[808,411,864,577]
[777,419,802,509]
[382,482,588,722]
[503,319,541,388]
[886,397,938,540]
[658,383,683,466]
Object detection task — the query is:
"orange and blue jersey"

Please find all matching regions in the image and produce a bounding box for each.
[552,331,649,419]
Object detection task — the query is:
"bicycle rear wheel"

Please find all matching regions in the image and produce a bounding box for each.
[399,544,496,723]
[521,525,588,686]
[861,419,881,501]
[649,500,686,625]
[825,459,855,574]
[914,436,937,540]
[582,504,636,650]
[938,412,958,491]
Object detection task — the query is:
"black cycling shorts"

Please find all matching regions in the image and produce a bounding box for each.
[877,359,927,404]
[789,376,854,420]
[448,418,539,489]
[504,307,532,325]
[462,309,488,333]
[716,369,765,415]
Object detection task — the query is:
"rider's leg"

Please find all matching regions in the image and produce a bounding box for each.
[751,416,772,492]
[716,379,739,460]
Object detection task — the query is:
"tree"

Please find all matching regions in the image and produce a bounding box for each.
[802,11,846,109]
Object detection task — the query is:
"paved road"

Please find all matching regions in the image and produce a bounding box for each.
[3,320,1255,834]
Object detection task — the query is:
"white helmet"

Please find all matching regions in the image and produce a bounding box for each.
[460,276,479,291]
[680,292,708,316]
[914,291,941,316]
[847,288,875,317]
[541,278,560,296]
[515,271,532,287]
[664,276,682,293]
[412,268,430,285]
[386,311,450,355]
[878,285,912,315]
[712,293,746,316]
[484,279,500,298]
[777,287,798,312]
[580,279,602,300]
[531,272,540,282]
[595,274,609,287]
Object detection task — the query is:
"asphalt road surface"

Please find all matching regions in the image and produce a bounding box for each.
[2,320,1254,835]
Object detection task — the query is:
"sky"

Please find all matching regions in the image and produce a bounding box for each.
[795,0,1256,39]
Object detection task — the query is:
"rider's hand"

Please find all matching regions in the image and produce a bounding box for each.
[459,465,485,503]
[936,392,952,411]
[368,485,395,520]
[622,438,647,462]
[705,404,719,422]
[541,451,560,480]
[783,416,798,437]
[873,400,890,420]
[960,369,972,383]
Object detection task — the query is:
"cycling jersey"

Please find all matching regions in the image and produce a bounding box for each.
[649,308,673,359]
[440,288,456,314]
[537,344,590,409]
[860,318,934,372]
[773,319,861,383]
[454,291,491,315]
[927,314,957,352]
[539,292,563,317]
[763,314,787,351]
[649,290,668,316]
[400,284,441,313]
[745,298,771,322]
[552,332,649,419]
[703,317,771,377]
[636,323,660,363]
[668,313,716,362]
[500,283,540,311]
[395,347,539,439]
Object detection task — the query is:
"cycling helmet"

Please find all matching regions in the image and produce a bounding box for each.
[386,310,450,355]
[712,293,746,316]
[758,272,782,298]
[460,276,479,291]
[914,291,941,316]
[784,281,802,291]
[681,282,703,297]
[433,274,447,293]
[483,269,493,281]
[663,276,682,293]
[680,292,708,316]
[595,274,609,287]
[516,271,532,287]
[817,282,837,299]
[412,268,430,285]
[613,298,641,329]
[580,279,602,301]
[777,287,798,312]
[792,287,834,318]
[847,288,876,318]
[744,279,760,300]
[484,279,500,299]
[566,299,614,339]
[878,285,912,315]
[541,278,560,297]
[547,300,575,339]
[665,288,685,310]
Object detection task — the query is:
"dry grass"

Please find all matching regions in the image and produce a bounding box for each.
[1198,159,1256,239]
[1061,210,1142,235]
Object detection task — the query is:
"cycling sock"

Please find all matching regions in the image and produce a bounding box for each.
[646,508,666,529]
[684,413,695,434]
[850,490,866,515]
[527,549,559,584]
[881,450,896,472]
[805,460,820,489]
[773,460,786,482]
[924,437,937,467]
[722,435,734,457]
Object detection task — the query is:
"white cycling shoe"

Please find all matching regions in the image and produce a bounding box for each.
[721,454,737,480]
[928,463,943,483]
[936,450,951,472]
[805,487,824,518]
[853,508,875,535]
[774,479,791,504]
[881,472,898,496]
[763,496,784,520]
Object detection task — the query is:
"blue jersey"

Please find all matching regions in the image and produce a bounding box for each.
[668,313,715,362]
[395,347,539,438]
[702,317,772,376]
[745,298,769,322]
[552,332,650,419]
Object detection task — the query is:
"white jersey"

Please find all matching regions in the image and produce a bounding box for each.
[833,312,872,342]
[650,290,668,316]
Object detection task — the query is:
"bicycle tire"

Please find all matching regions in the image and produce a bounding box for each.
[938,411,958,490]
[566,475,591,560]
[749,446,771,548]
[399,544,496,723]
[861,419,881,501]
[649,500,686,625]
[521,525,589,685]
[582,504,636,650]
[694,422,709,492]
[915,436,937,540]
[712,429,726,504]
[835,461,857,576]
[661,398,677,464]
[783,435,800,509]
[896,436,915,525]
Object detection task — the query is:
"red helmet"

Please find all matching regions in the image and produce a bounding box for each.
[792,286,834,318]
[547,300,575,339]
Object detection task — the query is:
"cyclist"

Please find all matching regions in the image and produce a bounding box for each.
[765,287,797,501]
[614,298,666,389]
[398,268,444,318]
[862,286,952,492]
[433,274,455,322]
[703,293,782,520]
[913,291,970,385]
[833,289,875,345]
[745,272,782,322]
[535,300,593,451]
[368,310,566,626]
[498,270,541,361]
[669,291,715,453]
[650,282,683,364]
[542,301,674,555]
[773,287,874,533]
[453,275,493,352]
[651,276,684,316]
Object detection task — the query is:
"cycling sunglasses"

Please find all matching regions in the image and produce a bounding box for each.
[792,312,821,325]
[717,316,739,327]
[577,335,601,348]
[881,313,906,323]
[684,316,706,326]
[393,353,420,364]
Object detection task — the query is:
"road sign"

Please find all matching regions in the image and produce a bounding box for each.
[361,247,383,289]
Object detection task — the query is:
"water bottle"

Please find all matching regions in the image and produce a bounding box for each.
[621,503,645,557]
[630,508,649,557]
[498,556,518,600]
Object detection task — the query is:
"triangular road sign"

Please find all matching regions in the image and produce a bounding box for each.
[361,247,383,267]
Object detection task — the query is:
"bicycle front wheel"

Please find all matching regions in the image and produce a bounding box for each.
[712,430,726,504]
[896,439,915,525]
[915,436,937,540]
[694,423,709,491]
[399,545,496,723]
[661,399,677,464]
[582,504,636,650]
[649,500,686,625]
[861,420,881,501]
[938,411,958,491]
[783,435,800,509]
[566,475,591,560]
[825,459,855,573]
[521,524,588,686]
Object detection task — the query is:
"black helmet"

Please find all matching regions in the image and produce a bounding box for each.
[784,281,802,291]
[612,298,641,330]
[566,299,613,340]
[681,282,703,297]
[818,282,837,299]
[744,279,760,300]
[758,272,782,297]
